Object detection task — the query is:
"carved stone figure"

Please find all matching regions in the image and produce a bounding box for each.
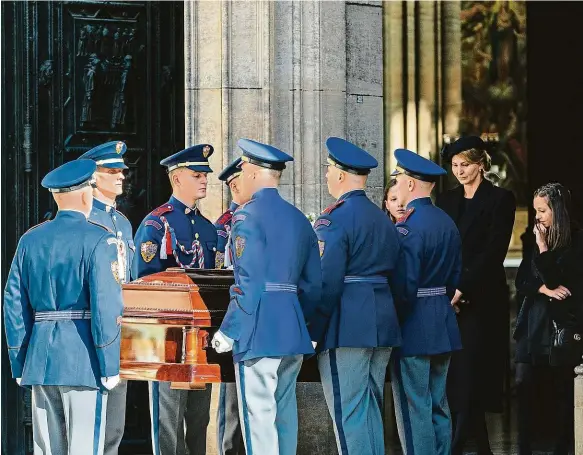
[113,28,122,58]
[100,25,111,57]
[39,60,54,87]
[80,54,100,125]
[111,55,132,128]
[77,25,89,57]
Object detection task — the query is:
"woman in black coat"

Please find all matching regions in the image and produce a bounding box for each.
[514,183,583,455]
[436,136,516,455]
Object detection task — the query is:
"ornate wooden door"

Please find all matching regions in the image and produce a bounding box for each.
[1,1,184,453]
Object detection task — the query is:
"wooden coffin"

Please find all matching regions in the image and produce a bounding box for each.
[120,268,320,389]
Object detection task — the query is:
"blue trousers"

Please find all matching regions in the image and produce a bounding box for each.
[391,353,452,455]
[318,347,392,455]
[235,355,303,455]
[217,382,244,455]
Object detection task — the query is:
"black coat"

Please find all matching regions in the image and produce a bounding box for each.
[437,179,516,412]
[514,229,583,367]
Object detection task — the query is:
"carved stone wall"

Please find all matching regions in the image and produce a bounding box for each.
[185,0,385,222]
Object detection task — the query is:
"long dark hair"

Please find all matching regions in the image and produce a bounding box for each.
[383,179,398,222]
[534,183,572,251]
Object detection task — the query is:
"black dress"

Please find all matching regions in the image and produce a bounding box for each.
[437,179,515,455]
[437,179,516,412]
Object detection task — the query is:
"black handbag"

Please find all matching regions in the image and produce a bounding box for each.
[552,321,583,349]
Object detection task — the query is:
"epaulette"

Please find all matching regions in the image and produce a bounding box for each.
[88,219,115,234]
[396,207,414,224]
[25,220,50,233]
[150,203,174,217]
[216,210,233,227]
[322,199,345,215]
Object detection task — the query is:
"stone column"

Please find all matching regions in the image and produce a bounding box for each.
[383,0,404,176]
[442,1,462,139]
[383,0,461,168]
[405,0,417,153]
[345,1,385,205]
[417,1,437,159]
[185,0,384,218]
[185,0,272,222]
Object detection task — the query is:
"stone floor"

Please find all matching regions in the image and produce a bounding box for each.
[122,381,571,454]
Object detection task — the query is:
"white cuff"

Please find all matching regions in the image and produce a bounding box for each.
[101,375,121,390]
[212,330,234,353]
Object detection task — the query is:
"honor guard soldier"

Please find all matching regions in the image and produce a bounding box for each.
[389,149,462,455]
[309,137,402,455]
[211,139,322,455]
[214,157,246,455]
[4,160,124,455]
[133,145,218,455]
[215,157,242,270]
[79,140,135,455]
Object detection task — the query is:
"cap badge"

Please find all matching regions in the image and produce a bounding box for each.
[116,142,124,154]
[203,145,211,158]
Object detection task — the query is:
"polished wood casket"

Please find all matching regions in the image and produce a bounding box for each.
[120,268,320,389]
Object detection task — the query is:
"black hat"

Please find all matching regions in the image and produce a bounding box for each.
[440,136,488,162]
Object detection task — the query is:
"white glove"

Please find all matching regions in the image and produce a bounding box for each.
[311,341,318,349]
[16,378,22,386]
[101,375,121,390]
[212,330,234,353]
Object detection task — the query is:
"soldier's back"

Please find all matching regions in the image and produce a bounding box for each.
[405,200,461,287]
[245,188,315,280]
[14,210,120,389]
[314,189,401,350]
[335,190,400,275]
[229,187,318,361]
[395,197,462,356]
[21,211,114,310]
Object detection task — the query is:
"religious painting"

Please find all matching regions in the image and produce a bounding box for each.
[460,1,527,206]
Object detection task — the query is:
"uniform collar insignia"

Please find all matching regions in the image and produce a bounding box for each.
[322,199,345,215]
[396,207,415,224]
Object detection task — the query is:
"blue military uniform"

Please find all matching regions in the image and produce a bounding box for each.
[133,144,217,455]
[217,139,322,455]
[388,149,462,455]
[214,158,241,270]
[215,201,239,270]
[309,137,402,455]
[4,160,124,455]
[79,140,135,455]
[90,199,134,282]
[214,158,245,455]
